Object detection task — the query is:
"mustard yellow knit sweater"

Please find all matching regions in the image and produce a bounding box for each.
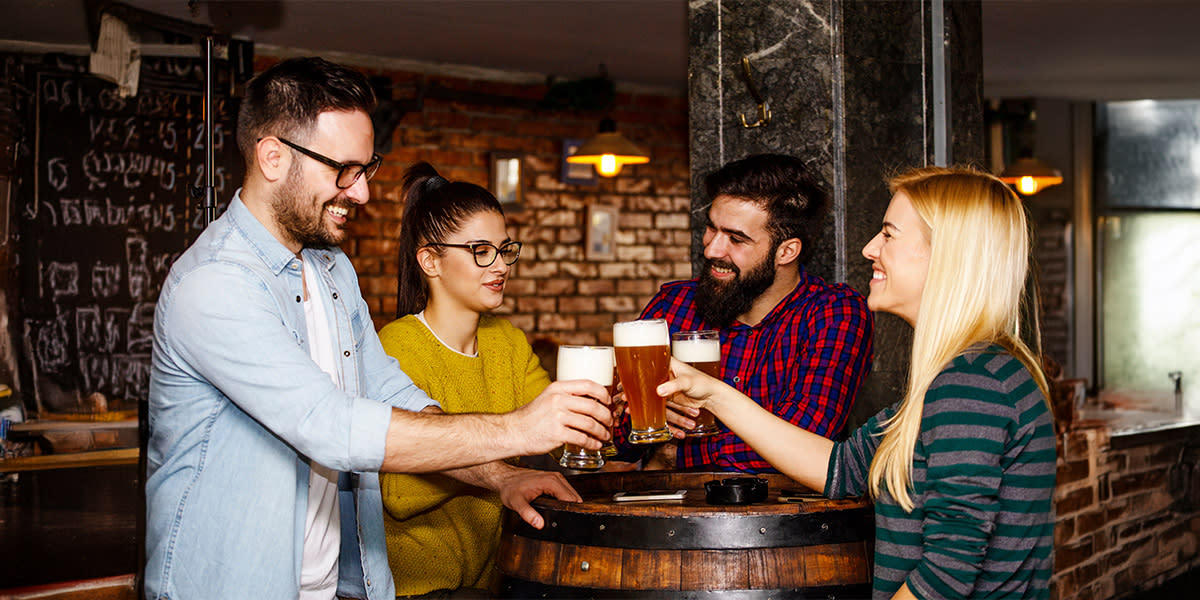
[378,314,550,596]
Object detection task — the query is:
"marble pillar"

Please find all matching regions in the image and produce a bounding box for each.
[688,0,984,426]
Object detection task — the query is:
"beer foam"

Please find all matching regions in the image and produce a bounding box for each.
[557,345,614,385]
[672,338,719,363]
[613,319,669,348]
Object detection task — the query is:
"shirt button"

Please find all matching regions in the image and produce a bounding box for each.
[295,296,301,303]
[332,292,339,300]
[344,350,351,357]
[733,376,740,383]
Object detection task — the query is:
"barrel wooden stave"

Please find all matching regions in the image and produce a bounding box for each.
[498,472,873,598]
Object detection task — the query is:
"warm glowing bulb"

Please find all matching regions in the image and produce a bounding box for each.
[1018,176,1038,195]
[597,154,622,177]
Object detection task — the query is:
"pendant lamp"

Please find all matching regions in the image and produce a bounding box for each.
[999,156,1063,196]
[567,118,649,177]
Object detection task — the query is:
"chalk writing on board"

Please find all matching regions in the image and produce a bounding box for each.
[20,61,241,409]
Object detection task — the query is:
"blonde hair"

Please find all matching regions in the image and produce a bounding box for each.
[867,166,1051,512]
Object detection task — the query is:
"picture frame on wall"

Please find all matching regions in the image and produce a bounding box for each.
[586,203,619,261]
[560,138,597,185]
[491,152,524,207]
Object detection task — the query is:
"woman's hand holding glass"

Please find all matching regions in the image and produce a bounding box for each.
[659,357,728,439]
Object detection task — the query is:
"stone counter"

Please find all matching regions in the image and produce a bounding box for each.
[1053,412,1200,599]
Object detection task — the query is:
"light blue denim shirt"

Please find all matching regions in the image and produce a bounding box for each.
[145,191,437,600]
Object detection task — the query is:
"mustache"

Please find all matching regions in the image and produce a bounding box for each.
[704,257,740,276]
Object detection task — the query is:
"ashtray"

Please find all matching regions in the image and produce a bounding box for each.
[704,476,769,505]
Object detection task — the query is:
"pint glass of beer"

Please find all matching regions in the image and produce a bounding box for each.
[601,347,620,457]
[557,345,614,470]
[613,319,672,444]
[671,330,722,437]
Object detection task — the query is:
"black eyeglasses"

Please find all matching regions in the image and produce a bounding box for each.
[423,241,523,267]
[274,137,382,189]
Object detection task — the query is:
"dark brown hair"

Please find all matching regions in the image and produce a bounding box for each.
[395,162,505,316]
[236,57,376,169]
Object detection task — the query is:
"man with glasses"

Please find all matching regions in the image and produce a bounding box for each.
[146,57,611,600]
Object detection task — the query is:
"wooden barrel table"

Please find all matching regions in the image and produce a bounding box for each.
[498,471,874,599]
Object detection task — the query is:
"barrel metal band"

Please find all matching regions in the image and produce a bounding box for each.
[508,505,873,550]
[500,578,873,599]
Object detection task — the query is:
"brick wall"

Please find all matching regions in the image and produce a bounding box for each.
[256,57,693,345]
[1053,427,1200,599]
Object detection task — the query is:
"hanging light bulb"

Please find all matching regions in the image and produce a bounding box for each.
[999,156,1063,196]
[567,118,649,178]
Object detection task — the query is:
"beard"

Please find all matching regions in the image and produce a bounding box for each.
[694,250,778,327]
[270,162,352,249]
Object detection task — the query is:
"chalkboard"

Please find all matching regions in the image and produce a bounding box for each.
[17,56,241,411]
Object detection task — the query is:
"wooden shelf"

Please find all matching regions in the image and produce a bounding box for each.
[10,419,138,433]
[0,448,138,472]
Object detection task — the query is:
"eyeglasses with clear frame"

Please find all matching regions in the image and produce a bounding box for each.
[271,137,382,189]
[423,241,523,267]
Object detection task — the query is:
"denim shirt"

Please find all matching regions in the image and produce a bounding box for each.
[145,191,437,600]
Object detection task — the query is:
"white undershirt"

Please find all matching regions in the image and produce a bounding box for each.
[299,258,341,599]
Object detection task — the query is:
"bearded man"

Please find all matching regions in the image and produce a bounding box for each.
[619,153,873,473]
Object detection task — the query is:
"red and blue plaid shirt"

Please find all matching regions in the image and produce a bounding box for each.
[617,267,873,473]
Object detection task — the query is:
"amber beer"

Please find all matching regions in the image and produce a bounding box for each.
[671,330,722,437]
[613,319,672,444]
[558,345,614,470]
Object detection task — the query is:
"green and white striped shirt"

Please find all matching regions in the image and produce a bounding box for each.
[827,345,1055,599]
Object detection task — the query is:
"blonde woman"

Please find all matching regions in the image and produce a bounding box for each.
[661,166,1055,599]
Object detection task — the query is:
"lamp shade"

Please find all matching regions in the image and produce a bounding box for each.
[566,118,649,177]
[999,156,1063,196]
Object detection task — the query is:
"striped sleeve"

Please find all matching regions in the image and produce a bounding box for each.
[825,404,894,499]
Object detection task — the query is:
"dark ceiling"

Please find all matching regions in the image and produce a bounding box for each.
[2,0,1200,100]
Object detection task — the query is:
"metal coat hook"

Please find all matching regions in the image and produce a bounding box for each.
[738,56,772,128]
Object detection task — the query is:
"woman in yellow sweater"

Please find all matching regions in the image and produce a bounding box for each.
[378,162,553,597]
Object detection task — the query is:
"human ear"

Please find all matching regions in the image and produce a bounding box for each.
[256,137,290,183]
[416,247,441,278]
[776,238,802,266]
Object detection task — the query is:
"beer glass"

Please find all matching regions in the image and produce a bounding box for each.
[671,330,722,437]
[613,318,672,444]
[601,347,620,456]
[558,345,614,470]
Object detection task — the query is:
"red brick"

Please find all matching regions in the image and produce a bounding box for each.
[578,280,615,295]
[505,279,537,296]
[514,262,559,278]
[617,246,654,262]
[1056,516,1076,546]
[655,213,690,230]
[599,263,637,279]
[424,111,472,130]
[558,296,597,313]
[617,279,658,295]
[598,296,636,313]
[560,262,599,278]
[506,314,535,331]
[1110,468,1166,498]
[1056,487,1095,516]
[637,262,673,278]
[619,213,653,229]
[538,313,577,331]
[518,297,556,313]
[1056,536,1096,571]
[578,314,614,331]
[1059,459,1091,485]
